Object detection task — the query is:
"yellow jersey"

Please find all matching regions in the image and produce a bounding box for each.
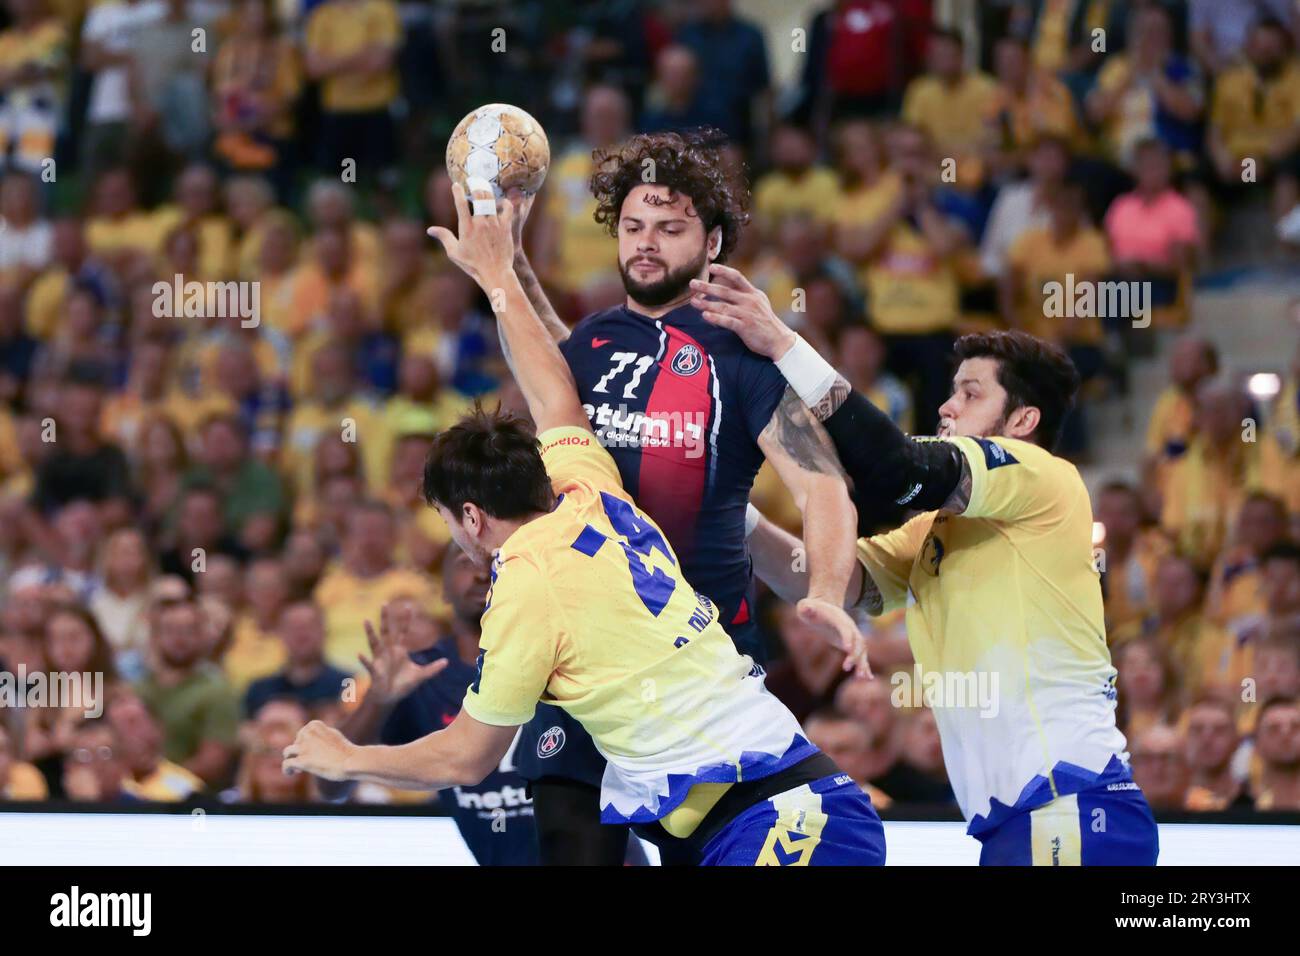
[460,426,815,825]
[856,435,1129,835]
[303,0,401,113]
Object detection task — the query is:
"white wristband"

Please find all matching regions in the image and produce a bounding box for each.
[744,503,762,539]
[466,176,498,215]
[774,334,839,410]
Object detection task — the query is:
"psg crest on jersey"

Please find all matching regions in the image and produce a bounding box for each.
[671,343,703,377]
[536,726,566,759]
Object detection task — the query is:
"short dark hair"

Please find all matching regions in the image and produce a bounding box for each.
[930,26,965,48]
[590,129,750,262]
[953,330,1081,450]
[1261,541,1300,571]
[1256,695,1300,729]
[422,406,553,520]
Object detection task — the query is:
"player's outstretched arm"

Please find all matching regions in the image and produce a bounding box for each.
[428,182,590,435]
[315,604,450,801]
[283,711,517,791]
[757,384,868,677]
[694,265,970,523]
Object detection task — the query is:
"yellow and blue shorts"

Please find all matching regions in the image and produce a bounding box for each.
[699,773,886,866]
[976,784,1159,866]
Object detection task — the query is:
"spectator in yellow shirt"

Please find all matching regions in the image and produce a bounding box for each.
[1145,334,1219,496]
[1207,17,1300,223]
[222,557,291,694]
[248,212,301,339]
[1096,479,1175,633]
[84,167,162,275]
[377,218,438,337]
[305,179,381,271]
[150,163,236,282]
[379,351,471,462]
[23,217,113,342]
[225,176,285,280]
[0,722,49,800]
[107,687,206,802]
[1111,552,1228,702]
[0,0,67,175]
[312,500,440,669]
[1206,492,1289,627]
[1211,542,1300,710]
[1002,182,1110,347]
[832,119,902,279]
[1113,638,1183,742]
[986,35,1081,177]
[1183,697,1251,810]
[752,122,841,234]
[858,124,976,430]
[1086,4,1205,171]
[303,0,402,181]
[539,84,631,311]
[282,339,387,496]
[1161,378,1262,568]
[381,431,452,573]
[1261,355,1300,516]
[901,27,998,189]
[287,225,378,344]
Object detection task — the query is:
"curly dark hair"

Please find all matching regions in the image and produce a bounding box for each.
[589,129,750,262]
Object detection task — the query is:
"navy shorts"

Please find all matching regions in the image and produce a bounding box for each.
[976,784,1159,866]
[699,773,886,866]
[515,704,606,787]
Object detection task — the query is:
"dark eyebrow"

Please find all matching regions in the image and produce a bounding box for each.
[621,216,689,226]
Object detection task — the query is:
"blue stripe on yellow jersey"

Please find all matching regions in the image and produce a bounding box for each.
[459,426,816,825]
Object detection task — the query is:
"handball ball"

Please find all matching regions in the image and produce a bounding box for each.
[446,103,550,199]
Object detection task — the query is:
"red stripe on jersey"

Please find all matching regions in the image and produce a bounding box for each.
[637,325,714,562]
[731,597,750,626]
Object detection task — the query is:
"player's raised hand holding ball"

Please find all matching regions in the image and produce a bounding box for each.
[427,179,519,288]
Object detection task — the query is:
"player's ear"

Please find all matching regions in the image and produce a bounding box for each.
[706,226,722,263]
[1005,404,1041,441]
[462,502,483,536]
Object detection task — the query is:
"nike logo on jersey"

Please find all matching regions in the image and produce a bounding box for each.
[592,337,612,348]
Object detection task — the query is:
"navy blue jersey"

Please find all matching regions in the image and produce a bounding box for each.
[559,303,787,651]
[381,639,538,866]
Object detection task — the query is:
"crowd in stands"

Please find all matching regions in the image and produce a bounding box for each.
[0,0,1298,815]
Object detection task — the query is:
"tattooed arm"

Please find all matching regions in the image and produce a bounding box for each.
[492,189,570,380]
[756,387,869,675]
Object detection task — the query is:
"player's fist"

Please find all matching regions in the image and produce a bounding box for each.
[282,720,354,781]
[796,597,873,680]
